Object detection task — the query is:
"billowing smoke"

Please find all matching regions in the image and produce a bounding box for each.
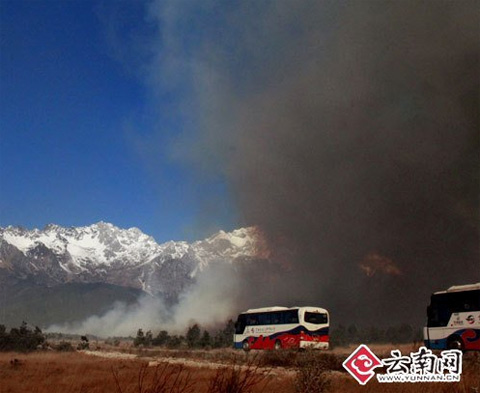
[48,264,241,337]
[117,1,478,327]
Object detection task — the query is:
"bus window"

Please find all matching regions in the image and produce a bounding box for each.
[304,312,328,324]
[271,312,281,324]
[284,310,299,324]
[463,290,480,310]
[247,314,259,325]
[259,313,272,325]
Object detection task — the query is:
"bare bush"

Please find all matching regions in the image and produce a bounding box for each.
[296,352,342,371]
[55,341,75,352]
[208,361,271,393]
[112,363,195,393]
[294,351,331,393]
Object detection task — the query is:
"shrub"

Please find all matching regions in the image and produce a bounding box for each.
[134,329,152,347]
[208,362,270,393]
[296,352,342,372]
[55,341,75,352]
[77,342,89,350]
[105,337,121,347]
[112,362,194,393]
[294,352,331,393]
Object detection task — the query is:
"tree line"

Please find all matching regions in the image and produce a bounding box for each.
[0,320,423,352]
[133,320,235,349]
[0,322,45,352]
[133,321,422,349]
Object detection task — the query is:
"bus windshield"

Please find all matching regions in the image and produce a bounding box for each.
[428,290,480,327]
[235,314,247,334]
[304,312,328,324]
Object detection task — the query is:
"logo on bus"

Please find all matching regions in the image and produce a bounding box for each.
[466,315,475,324]
[342,344,382,385]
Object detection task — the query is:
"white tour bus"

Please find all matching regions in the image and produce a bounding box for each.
[234,306,329,351]
[424,283,480,351]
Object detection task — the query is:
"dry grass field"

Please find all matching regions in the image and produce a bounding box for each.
[0,351,292,393]
[0,344,479,393]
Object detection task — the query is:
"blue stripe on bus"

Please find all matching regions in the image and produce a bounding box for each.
[425,328,480,350]
[427,338,448,350]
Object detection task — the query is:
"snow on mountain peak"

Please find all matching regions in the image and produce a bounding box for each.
[204,227,256,249]
[1,222,163,268]
[0,222,266,298]
[0,223,261,270]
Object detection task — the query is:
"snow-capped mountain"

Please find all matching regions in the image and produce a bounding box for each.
[1,222,161,272]
[0,222,263,297]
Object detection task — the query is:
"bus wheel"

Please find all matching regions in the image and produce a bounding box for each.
[242,340,251,352]
[447,336,464,351]
[274,340,282,350]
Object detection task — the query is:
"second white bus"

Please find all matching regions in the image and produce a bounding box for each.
[424,283,480,351]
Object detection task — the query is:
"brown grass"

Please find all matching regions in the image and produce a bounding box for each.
[0,351,292,393]
[111,363,195,393]
[0,345,478,393]
[208,361,272,393]
[293,351,331,393]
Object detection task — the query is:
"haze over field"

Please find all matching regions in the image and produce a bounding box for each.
[1,0,478,333]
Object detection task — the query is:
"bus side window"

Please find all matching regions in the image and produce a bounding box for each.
[293,311,299,323]
[259,313,272,325]
[272,313,281,324]
[284,310,299,324]
[473,290,480,309]
[247,315,259,326]
[463,290,480,311]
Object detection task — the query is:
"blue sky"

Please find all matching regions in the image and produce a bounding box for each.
[0,0,235,242]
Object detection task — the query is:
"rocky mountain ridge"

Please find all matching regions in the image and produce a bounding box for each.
[0,222,262,298]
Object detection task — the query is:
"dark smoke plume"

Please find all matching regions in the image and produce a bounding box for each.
[148,1,479,326]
